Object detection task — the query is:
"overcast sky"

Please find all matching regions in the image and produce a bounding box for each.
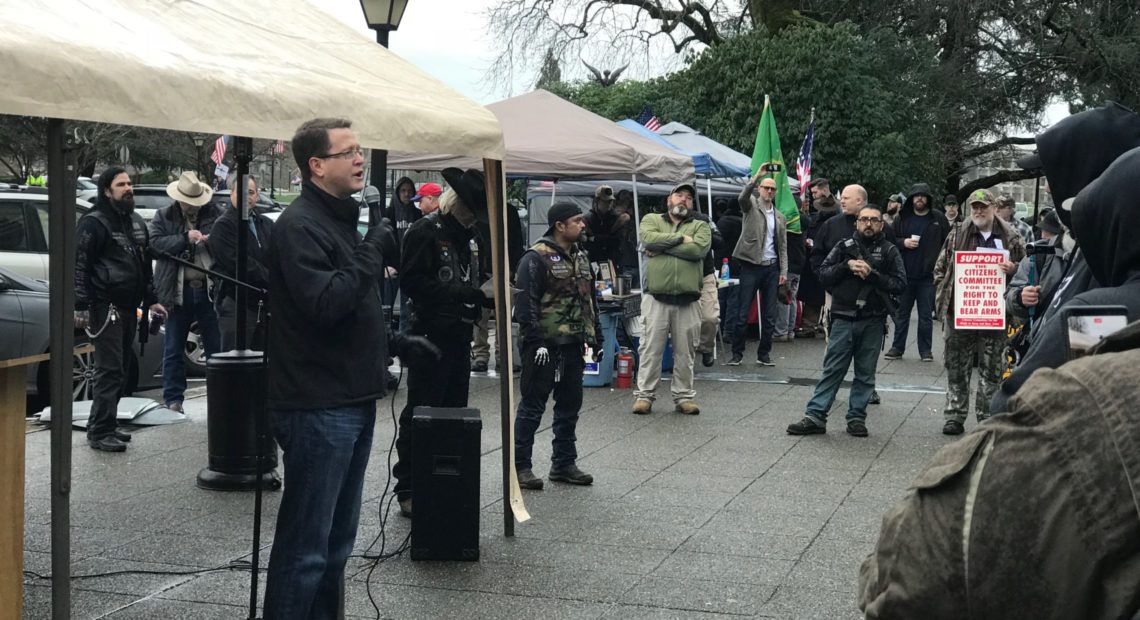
[313,0,1069,128]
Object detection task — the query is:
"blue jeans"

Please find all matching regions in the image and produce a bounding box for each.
[805,316,884,425]
[773,273,801,337]
[733,261,779,358]
[718,281,740,336]
[890,277,935,355]
[162,286,220,405]
[515,343,585,471]
[263,403,376,620]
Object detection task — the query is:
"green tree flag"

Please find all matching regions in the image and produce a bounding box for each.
[750,95,800,233]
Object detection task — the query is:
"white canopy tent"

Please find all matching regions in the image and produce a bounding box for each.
[0,2,518,617]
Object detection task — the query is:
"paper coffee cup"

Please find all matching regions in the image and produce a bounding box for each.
[910,234,921,241]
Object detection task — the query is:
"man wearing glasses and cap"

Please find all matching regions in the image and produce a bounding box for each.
[787,195,906,437]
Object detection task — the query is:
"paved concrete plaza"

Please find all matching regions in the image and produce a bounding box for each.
[22,321,963,619]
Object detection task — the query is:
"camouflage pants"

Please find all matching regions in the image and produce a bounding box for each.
[943,327,1006,423]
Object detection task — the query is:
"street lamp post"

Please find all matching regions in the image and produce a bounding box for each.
[359,0,409,226]
[192,135,205,179]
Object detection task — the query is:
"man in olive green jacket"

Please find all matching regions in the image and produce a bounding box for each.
[632,183,711,416]
[859,321,1140,619]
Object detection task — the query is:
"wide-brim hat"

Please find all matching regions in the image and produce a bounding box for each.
[441,167,487,218]
[166,171,213,206]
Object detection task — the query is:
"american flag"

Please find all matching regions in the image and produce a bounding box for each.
[210,135,229,166]
[635,105,661,132]
[795,119,815,199]
[273,139,286,155]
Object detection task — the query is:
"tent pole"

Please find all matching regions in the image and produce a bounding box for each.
[47,118,77,620]
[707,177,714,219]
[550,179,557,206]
[483,158,517,537]
[631,174,643,288]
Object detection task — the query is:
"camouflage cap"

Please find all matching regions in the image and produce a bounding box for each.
[967,188,995,206]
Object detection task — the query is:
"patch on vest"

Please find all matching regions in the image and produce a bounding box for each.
[438,266,454,282]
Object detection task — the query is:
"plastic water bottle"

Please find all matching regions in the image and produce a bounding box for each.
[721,258,730,281]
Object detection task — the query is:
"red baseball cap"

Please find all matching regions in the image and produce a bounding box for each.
[412,182,442,202]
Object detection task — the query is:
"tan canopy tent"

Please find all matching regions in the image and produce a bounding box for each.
[0,1,518,617]
[0,0,505,157]
[389,89,695,181]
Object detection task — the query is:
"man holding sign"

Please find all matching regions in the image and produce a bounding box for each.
[933,189,1026,435]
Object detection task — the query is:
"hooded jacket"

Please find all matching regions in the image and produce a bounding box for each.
[992,146,1140,414]
[889,183,950,279]
[860,341,1140,619]
[384,176,420,247]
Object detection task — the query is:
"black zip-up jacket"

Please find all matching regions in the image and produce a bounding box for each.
[888,183,950,279]
[208,206,273,309]
[583,207,628,267]
[75,199,156,311]
[266,182,391,410]
[401,210,489,343]
[818,232,907,319]
[715,212,742,268]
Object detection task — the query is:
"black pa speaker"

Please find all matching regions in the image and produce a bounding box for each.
[410,406,481,561]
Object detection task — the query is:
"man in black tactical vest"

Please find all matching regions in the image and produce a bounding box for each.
[74,167,167,452]
[392,167,493,518]
[513,203,603,489]
[787,196,906,437]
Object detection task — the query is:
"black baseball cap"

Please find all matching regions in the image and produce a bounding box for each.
[546,202,582,235]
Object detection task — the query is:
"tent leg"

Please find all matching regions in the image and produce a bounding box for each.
[631,174,643,289]
[483,159,515,537]
[47,118,77,620]
[707,177,714,219]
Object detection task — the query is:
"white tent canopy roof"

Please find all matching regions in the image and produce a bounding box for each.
[389,89,695,181]
[0,0,505,159]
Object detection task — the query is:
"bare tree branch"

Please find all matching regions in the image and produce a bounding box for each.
[956,168,1040,201]
[961,135,1036,160]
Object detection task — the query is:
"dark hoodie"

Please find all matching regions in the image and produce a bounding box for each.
[384,176,420,246]
[993,145,1140,414]
[889,183,950,279]
[1029,103,1140,323]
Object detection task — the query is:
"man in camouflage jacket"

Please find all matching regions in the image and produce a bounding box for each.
[513,203,603,489]
[932,189,1026,435]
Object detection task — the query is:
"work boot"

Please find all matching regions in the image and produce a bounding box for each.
[701,352,715,367]
[920,352,935,362]
[113,430,132,443]
[398,498,413,519]
[846,419,869,437]
[516,469,544,490]
[883,349,903,361]
[88,436,127,452]
[549,465,593,486]
[942,420,965,436]
[786,417,826,435]
[675,400,700,415]
[632,399,652,415]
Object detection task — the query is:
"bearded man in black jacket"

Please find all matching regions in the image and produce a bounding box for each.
[262,118,439,620]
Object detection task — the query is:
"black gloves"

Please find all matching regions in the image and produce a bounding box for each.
[391,333,442,370]
[460,286,486,305]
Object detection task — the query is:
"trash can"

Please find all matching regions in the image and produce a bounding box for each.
[197,350,280,491]
[583,311,621,387]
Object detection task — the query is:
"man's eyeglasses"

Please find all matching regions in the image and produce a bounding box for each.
[857,217,883,224]
[759,186,777,192]
[315,147,364,160]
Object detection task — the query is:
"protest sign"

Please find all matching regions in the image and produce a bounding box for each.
[953,251,1007,330]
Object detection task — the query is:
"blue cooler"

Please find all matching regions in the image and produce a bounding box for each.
[629,336,673,373]
[583,311,621,387]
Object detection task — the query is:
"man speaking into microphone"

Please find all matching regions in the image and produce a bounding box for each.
[262,118,439,619]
